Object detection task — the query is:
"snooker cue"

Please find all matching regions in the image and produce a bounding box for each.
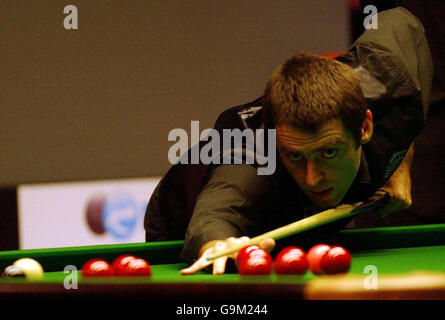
[206,193,389,261]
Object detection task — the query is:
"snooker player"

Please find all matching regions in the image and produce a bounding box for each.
[144,7,433,275]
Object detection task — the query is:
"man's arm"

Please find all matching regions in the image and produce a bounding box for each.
[180,164,274,274]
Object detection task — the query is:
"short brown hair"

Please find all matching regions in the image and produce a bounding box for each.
[262,52,367,145]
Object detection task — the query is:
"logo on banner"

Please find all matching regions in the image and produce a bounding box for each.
[85,192,146,240]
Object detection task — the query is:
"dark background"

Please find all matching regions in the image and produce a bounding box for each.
[0,0,349,185]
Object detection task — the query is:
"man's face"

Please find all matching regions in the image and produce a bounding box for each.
[276,119,362,208]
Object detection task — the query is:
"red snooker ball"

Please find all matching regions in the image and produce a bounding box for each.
[238,249,272,275]
[307,244,331,275]
[274,246,308,275]
[112,254,136,275]
[81,259,114,277]
[119,258,152,276]
[236,245,261,265]
[321,246,352,274]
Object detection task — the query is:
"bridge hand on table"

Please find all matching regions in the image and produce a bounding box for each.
[180,236,275,275]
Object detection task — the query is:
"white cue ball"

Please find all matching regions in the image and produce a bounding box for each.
[13,258,44,281]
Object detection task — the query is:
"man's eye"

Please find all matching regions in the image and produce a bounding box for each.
[322,149,337,159]
[288,153,303,162]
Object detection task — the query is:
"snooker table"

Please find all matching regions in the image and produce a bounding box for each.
[1,224,445,301]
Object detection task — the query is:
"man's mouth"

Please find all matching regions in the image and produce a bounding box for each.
[309,188,334,200]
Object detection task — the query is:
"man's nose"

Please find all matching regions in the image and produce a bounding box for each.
[305,161,324,188]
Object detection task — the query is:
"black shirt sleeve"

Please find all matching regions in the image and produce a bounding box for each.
[180,164,272,264]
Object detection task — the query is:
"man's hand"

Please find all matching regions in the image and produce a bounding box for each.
[180,237,275,275]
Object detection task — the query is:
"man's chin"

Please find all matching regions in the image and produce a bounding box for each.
[306,189,341,208]
[310,197,341,209]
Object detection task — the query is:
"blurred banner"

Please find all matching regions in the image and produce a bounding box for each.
[17,178,160,249]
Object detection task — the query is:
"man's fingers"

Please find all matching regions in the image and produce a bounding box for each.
[180,260,210,275]
[180,248,214,275]
[370,188,388,201]
[368,190,410,218]
[212,256,228,275]
[181,241,230,275]
[181,237,255,276]
[259,238,275,252]
[228,236,250,259]
[180,266,198,275]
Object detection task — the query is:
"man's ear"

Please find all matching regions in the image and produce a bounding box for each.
[360,109,373,144]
